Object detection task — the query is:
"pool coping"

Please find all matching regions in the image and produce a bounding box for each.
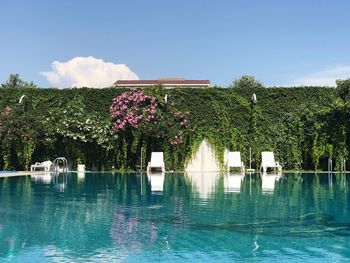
[0,171,53,178]
[0,170,346,178]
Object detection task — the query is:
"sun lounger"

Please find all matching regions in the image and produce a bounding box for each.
[260,152,282,172]
[30,161,53,172]
[147,152,165,172]
[227,151,245,172]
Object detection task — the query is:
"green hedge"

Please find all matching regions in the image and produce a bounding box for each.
[0,86,341,171]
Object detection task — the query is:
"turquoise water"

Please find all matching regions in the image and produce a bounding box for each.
[0,172,350,262]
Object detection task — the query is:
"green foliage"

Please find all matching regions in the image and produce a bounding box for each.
[229,75,264,89]
[0,104,43,170]
[336,78,350,102]
[0,83,345,171]
[1,74,38,89]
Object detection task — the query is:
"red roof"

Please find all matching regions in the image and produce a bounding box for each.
[114,79,211,86]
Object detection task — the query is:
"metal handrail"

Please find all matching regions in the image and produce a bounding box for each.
[328,158,333,173]
[54,157,68,174]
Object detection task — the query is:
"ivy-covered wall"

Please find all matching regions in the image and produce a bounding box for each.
[0,85,344,171]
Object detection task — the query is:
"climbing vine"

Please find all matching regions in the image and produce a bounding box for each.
[0,81,348,171]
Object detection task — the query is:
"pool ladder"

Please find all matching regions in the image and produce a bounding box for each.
[328,158,347,173]
[340,159,346,173]
[328,158,333,173]
[53,157,68,174]
[136,147,145,172]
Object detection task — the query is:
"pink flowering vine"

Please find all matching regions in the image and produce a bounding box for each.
[110,88,191,145]
[170,130,184,145]
[4,106,12,115]
[169,111,190,145]
[0,106,12,135]
[110,88,159,131]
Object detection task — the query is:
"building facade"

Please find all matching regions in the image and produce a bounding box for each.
[114,78,211,89]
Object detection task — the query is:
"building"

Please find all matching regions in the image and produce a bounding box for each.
[114,78,211,89]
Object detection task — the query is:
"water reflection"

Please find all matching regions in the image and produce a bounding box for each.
[224,172,245,193]
[147,172,165,194]
[77,171,85,181]
[185,172,221,199]
[30,172,75,190]
[328,172,333,188]
[1,172,350,261]
[31,172,52,184]
[260,172,282,193]
[110,207,159,252]
[340,172,347,189]
[53,173,68,192]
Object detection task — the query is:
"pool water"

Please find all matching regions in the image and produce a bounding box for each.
[0,172,349,262]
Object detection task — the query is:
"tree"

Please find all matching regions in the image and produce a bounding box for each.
[1,73,38,88]
[336,78,350,102]
[229,75,264,89]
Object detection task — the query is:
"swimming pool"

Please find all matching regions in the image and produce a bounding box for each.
[0,172,349,262]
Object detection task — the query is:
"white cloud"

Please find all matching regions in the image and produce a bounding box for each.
[40,56,139,88]
[281,66,350,87]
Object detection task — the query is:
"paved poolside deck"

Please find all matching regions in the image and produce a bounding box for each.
[0,171,53,178]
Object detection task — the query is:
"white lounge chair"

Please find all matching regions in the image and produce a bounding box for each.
[227,151,245,172]
[147,152,165,172]
[30,161,53,172]
[260,152,282,172]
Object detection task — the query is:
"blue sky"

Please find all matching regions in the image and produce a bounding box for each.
[1,0,350,88]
